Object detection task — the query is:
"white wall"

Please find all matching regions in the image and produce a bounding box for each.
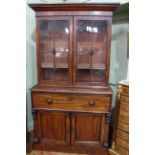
[110,23,129,85]
[26,0,129,131]
[26,0,38,131]
[110,22,129,107]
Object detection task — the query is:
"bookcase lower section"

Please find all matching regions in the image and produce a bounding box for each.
[31,87,112,154]
[32,110,110,154]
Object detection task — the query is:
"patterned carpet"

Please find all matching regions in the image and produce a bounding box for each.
[27,150,87,155]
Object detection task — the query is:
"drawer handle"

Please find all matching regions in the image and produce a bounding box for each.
[88,101,95,106]
[47,98,53,104]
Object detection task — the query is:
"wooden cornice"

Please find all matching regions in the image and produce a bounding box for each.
[28,3,120,12]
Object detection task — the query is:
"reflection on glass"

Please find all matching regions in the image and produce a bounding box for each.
[76,20,107,83]
[40,20,69,82]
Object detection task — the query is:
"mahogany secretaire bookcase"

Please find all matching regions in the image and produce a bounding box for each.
[29,3,119,155]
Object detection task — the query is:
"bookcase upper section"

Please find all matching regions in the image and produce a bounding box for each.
[28,3,119,88]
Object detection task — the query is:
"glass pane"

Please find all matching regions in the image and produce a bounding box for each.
[76,20,107,83]
[40,20,69,82]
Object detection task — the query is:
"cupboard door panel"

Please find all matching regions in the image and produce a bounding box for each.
[41,112,65,141]
[71,113,106,146]
[33,110,70,148]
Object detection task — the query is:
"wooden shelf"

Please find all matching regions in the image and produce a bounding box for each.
[41,63,68,68]
[77,63,106,70]
[41,63,106,70]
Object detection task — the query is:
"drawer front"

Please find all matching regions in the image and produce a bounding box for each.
[116,129,129,142]
[115,144,129,155]
[116,137,129,149]
[117,121,129,132]
[120,102,129,114]
[118,110,128,124]
[120,96,129,104]
[121,86,129,96]
[108,147,129,155]
[32,93,111,112]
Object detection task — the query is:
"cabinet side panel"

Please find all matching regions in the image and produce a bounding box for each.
[105,20,112,86]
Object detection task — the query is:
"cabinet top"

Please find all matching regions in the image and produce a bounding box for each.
[28,3,120,12]
[31,85,113,95]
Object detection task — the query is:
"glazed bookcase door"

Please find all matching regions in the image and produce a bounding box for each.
[37,17,72,86]
[73,16,111,87]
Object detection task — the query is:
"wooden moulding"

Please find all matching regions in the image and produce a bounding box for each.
[28,3,120,12]
[31,85,113,95]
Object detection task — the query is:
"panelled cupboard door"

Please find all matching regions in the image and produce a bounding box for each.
[71,113,107,147]
[37,16,73,86]
[33,110,70,149]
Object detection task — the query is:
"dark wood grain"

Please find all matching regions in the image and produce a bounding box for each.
[31,85,113,95]
[36,18,41,84]
[105,20,112,87]
[29,3,119,88]
[29,3,119,154]
[32,92,111,113]
[33,111,70,148]
[29,3,120,12]
[36,11,113,17]
[71,113,102,146]
[33,144,108,155]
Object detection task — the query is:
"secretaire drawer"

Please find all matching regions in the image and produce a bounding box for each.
[32,92,111,112]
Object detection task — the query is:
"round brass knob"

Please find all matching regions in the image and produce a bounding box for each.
[88,101,95,106]
[47,98,53,104]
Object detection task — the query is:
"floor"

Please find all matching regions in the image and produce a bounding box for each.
[27,150,87,155]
